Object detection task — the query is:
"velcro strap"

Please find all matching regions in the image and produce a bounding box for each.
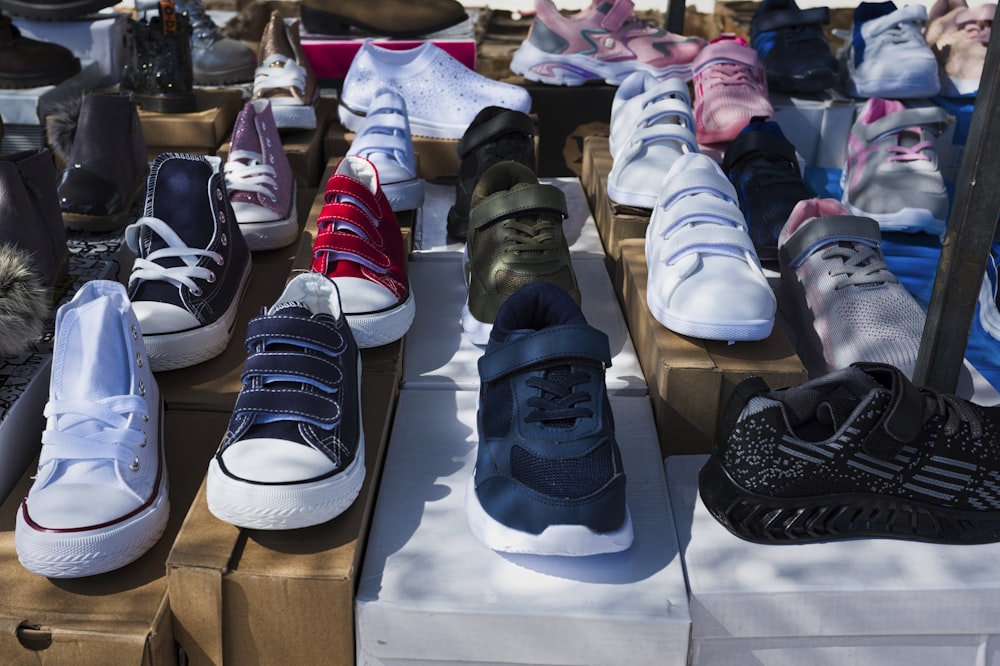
[618,123,699,162]
[233,386,341,427]
[752,6,829,31]
[317,200,384,248]
[600,0,635,30]
[324,173,383,219]
[853,363,925,458]
[778,215,881,269]
[457,111,536,157]
[349,130,409,157]
[478,325,612,382]
[245,315,346,357]
[661,224,756,264]
[866,3,927,34]
[242,351,343,391]
[652,196,746,240]
[858,106,953,142]
[469,183,567,232]
[657,169,738,211]
[722,125,797,172]
[635,97,695,131]
[313,229,391,270]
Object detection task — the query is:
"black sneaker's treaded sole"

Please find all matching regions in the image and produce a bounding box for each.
[698,454,1000,545]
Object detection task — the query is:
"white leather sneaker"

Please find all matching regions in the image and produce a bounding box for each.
[15,280,167,578]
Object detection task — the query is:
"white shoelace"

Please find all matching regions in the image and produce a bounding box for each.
[126,216,224,296]
[225,149,278,200]
[254,54,306,96]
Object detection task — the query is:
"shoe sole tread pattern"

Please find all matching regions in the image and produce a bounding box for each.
[698,454,1000,545]
[511,41,693,87]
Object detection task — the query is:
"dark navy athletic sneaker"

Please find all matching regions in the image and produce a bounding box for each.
[722,117,813,264]
[750,0,839,94]
[466,281,633,556]
[699,362,1000,545]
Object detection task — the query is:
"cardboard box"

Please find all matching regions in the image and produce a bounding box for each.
[166,373,399,666]
[141,89,244,160]
[0,409,229,666]
[667,454,1000,666]
[356,390,691,665]
[216,96,335,189]
[770,90,859,170]
[618,240,807,456]
[402,253,647,395]
[14,12,130,87]
[581,136,651,275]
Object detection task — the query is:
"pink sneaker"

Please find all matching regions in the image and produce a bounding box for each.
[691,35,774,145]
[510,0,706,86]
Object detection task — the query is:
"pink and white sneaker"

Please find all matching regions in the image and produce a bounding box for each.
[691,34,774,145]
[510,0,706,86]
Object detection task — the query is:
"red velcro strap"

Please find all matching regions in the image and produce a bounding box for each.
[324,174,383,220]
[313,229,391,270]
[317,200,385,251]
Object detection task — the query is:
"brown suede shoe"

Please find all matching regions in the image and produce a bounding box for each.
[299,0,468,38]
[0,12,80,89]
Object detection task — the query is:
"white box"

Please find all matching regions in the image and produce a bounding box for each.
[14,12,130,87]
[0,60,104,127]
[414,177,607,257]
[357,390,691,666]
[402,254,646,394]
[770,91,859,170]
[666,454,1000,666]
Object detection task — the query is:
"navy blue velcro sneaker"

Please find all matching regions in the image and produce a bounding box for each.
[699,362,1000,545]
[206,272,364,530]
[750,0,839,94]
[466,281,634,556]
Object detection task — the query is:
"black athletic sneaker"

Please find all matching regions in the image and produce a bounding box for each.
[699,362,1000,545]
[722,116,813,264]
[750,0,839,94]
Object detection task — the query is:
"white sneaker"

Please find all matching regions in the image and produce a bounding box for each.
[339,39,533,140]
[15,280,167,578]
[609,72,692,156]
[645,153,776,341]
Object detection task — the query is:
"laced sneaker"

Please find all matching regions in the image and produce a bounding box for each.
[750,0,839,94]
[462,160,580,346]
[447,106,537,241]
[346,87,424,213]
[206,272,364,530]
[699,362,1000,545]
[125,153,253,372]
[252,10,319,131]
[510,0,705,86]
[466,281,634,556]
[310,155,414,348]
[691,34,775,145]
[224,98,298,251]
[15,280,167,578]
[840,97,952,235]
[722,116,813,264]
[645,152,776,342]
[776,198,926,377]
[925,0,996,97]
[837,1,941,98]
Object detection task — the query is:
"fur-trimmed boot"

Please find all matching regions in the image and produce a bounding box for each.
[0,148,67,357]
[51,91,148,231]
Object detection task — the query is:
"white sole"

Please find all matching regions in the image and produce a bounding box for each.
[238,199,300,251]
[345,289,416,348]
[646,290,775,342]
[338,103,467,141]
[511,41,694,86]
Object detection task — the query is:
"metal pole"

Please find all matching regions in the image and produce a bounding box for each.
[912,28,1000,392]
[665,0,686,35]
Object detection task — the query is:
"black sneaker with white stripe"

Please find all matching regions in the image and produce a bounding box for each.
[699,362,1000,545]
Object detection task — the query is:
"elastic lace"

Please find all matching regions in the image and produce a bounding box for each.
[741,152,803,188]
[874,21,925,48]
[225,149,278,199]
[885,133,934,163]
[823,242,897,289]
[40,395,150,475]
[502,218,559,257]
[126,216,224,296]
[524,370,594,424]
[703,62,757,88]
[920,388,983,438]
[255,54,306,94]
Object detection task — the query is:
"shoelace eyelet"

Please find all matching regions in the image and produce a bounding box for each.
[129,456,140,472]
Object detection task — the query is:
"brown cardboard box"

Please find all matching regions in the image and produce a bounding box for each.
[581,136,651,276]
[166,372,399,666]
[141,88,244,160]
[0,410,229,665]
[216,97,336,190]
[618,239,807,456]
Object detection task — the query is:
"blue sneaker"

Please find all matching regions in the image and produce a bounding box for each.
[750,0,839,94]
[722,117,813,264]
[206,272,364,530]
[466,281,634,556]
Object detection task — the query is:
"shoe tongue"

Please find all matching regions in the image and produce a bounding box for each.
[145,156,216,262]
[270,300,313,317]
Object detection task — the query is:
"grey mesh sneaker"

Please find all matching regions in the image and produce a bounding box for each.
[840,97,952,236]
[777,197,926,377]
[462,161,580,346]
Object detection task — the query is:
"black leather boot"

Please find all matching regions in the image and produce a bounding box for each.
[55,91,149,232]
[121,2,196,114]
[0,148,67,357]
[300,0,468,38]
[0,0,118,20]
[0,12,80,89]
